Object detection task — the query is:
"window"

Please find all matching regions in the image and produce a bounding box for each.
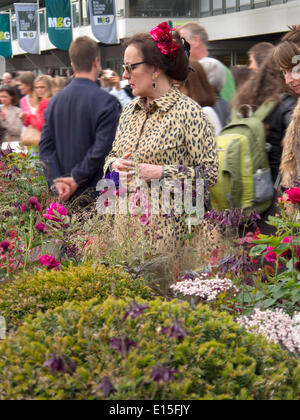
[128,0,197,18]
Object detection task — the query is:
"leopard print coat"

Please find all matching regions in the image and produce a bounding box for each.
[103,86,219,251]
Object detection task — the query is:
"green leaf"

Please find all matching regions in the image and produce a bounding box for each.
[249,244,267,257]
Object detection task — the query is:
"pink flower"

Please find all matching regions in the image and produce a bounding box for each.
[35,223,47,233]
[43,203,68,223]
[28,196,39,206]
[28,197,42,212]
[20,204,27,213]
[264,246,277,263]
[39,255,60,269]
[0,240,10,252]
[139,213,150,226]
[285,188,300,204]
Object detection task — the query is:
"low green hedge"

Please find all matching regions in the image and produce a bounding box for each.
[0,297,299,400]
[0,264,152,331]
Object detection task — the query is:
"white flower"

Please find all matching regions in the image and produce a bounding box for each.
[237,308,300,355]
[171,273,238,302]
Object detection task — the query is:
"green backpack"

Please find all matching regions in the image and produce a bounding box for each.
[210,101,278,214]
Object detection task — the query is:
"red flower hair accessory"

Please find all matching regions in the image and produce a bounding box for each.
[150,22,180,60]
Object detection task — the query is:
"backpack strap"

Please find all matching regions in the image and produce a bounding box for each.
[230,101,278,123]
[253,101,278,122]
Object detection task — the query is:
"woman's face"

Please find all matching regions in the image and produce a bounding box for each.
[282,67,300,95]
[35,82,47,99]
[19,82,31,96]
[123,44,154,98]
[0,91,12,106]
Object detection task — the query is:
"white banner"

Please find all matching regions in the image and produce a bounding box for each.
[89,0,118,44]
[14,3,40,54]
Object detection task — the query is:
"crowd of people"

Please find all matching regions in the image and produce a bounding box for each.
[1,22,300,249]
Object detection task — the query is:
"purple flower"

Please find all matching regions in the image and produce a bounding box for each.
[122,302,149,322]
[3,211,12,218]
[43,353,76,375]
[40,255,60,269]
[0,240,10,252]
[105,171,120,187]
[109,336,137,356]
[161,321,188,341]
[35,222,47,233]
[151,364,178,383]
[20,204,27,213]
[28,196,39,207]
[97,376,116,397]
[28,197,42,212]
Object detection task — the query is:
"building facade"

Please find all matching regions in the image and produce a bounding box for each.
[0,0,299,75]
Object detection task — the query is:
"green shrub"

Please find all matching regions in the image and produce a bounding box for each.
[0,264,152,331]
[0,297,299,400]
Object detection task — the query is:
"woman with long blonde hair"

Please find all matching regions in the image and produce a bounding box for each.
[21,75,53,132]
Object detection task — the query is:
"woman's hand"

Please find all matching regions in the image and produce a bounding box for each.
[111,152,134,172]
[19,112,27,123]
[138,164,162,182]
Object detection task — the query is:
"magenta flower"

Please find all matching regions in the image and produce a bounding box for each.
[0,240,10,252]
[27,197,42,212]
[40,255,60,269]
[28,196,39,206]
[35,223,47,233]
[264,246,277,263]
[20,204,27,213]
[43,203,68,224]
[286,188,300,204]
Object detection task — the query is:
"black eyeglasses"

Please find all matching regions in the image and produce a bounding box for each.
[122,61,146,73]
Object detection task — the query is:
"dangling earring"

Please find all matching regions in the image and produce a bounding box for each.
[152,74,157,89]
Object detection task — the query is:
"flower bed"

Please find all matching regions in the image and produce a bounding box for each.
[0,297,299,400]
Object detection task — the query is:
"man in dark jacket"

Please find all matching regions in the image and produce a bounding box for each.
[39,36,119,202]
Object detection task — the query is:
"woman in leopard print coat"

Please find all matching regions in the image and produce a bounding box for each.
[103,25,218,252]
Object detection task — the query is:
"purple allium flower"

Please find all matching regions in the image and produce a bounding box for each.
[161,321,188,341]
[151,364,178,383]
[43,353,76,375]
[0,240,10,252]
[109,336,137,356]
[97,376,116,397]
[122,302,149,322]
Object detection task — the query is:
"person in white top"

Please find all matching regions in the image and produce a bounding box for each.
[174,60,222,134]
[100,69,132,109]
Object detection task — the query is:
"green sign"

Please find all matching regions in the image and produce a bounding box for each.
[46,0,72,51]
[0,14,12,59]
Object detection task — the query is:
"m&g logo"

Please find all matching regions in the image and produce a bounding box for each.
[0,31,10,41]
[48,17,71,28]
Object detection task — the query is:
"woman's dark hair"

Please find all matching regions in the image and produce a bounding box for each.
[274,25,300,70]
[126,31,189,81]
[230,65,252,90]
[232,53,293,116]
[18,71,36,91]
[247,42,274,68]
[0,85,19,106]
[183,61,216,107]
